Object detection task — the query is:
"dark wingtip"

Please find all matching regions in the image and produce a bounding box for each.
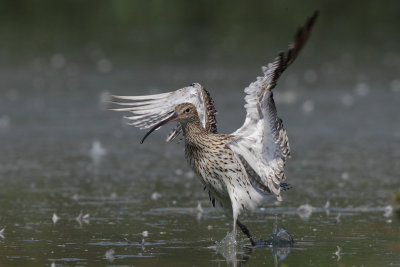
[309,10,320,26]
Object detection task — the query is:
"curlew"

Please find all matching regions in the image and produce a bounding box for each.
[110,11,318,246]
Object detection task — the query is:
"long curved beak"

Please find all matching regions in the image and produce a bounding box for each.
[140,112,179,144]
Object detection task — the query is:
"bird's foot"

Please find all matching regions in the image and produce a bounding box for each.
[217,231,237,247]
[244,228,294,248]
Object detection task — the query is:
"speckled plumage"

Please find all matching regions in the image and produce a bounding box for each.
[178,104,264,221]
[110,11,319,245]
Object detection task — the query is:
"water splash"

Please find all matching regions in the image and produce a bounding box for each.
[142,230,149,238]
[151,192,162,200]
[196,201,203,221]
[296,204,315,220]
[52,213,60,224]
[105,248,115,262]
[217,231,237,248]
[324,200,331,216]
[334,213,341,224]
[384,205,393,218]
[76,212,90,226]
[334,245,341,261]
[89,140,107,165]
[215,231,239,265]
[256,216,294,248]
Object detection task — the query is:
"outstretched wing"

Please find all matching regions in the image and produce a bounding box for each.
[228,11,319,200]
[110,83,218,141]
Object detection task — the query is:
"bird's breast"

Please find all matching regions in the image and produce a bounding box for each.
[184,141,239,195]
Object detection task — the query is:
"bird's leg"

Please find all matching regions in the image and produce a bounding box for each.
[236,219,256,246]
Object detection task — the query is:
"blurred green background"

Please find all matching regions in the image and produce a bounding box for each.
[1,0,399,67]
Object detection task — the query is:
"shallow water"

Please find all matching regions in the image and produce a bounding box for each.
[0,60,399,266]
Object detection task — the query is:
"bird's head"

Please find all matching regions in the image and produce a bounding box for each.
[141,102,199,144]
[173,103,199,123]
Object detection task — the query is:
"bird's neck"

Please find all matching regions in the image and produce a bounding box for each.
[181,119,208,146]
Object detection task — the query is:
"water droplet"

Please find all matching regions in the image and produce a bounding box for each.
[52,213,60,224]
[276,91,297,105]
[335,213,341,224]
[341,94,354,107]
[151,192,161,200]
[105,249,115,262]
[296,204,315,220]
[354,82,370,96]
[302,100,314,114]
[142,230,148,237]
[89,140,107,165]
[197,201,204,213]
[341,172,349,180]
[384,205,393,218]
[175,169,183,176]
[334,246,341,261]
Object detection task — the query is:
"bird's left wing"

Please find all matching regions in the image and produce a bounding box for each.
[228,11,319,200]
[110,83,217,141]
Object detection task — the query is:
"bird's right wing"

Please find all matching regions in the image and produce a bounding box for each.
[110,83,218,141]
[228,11,319,200]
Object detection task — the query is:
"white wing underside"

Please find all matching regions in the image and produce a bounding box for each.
[228,10,319,199]
[110,83,213,142]
[228,54,290,200]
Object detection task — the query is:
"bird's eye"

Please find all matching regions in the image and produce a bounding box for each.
[189,83,195,86]
[185,108,190,113]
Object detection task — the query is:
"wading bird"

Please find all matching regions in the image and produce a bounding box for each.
[110,11,318,246]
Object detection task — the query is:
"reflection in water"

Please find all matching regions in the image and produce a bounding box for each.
[197,201,204,221]
[214,217,293,266]
[214,236,292,267]
[334,246,341,262]
[52,213,60,224]
[75,212,90,227]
